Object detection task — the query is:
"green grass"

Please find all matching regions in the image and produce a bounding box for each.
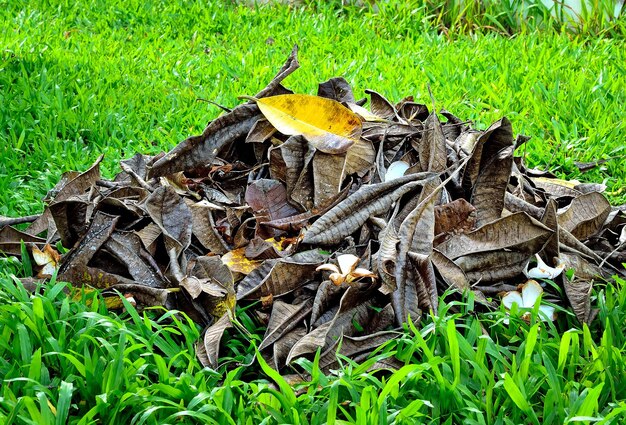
[2,0,626,423]
[2,273,626,423]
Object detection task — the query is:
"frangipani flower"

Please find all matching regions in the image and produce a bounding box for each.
[501,280,556,322]
[316,254,376,286]
[32,244,61,278]
[524,254,565,280]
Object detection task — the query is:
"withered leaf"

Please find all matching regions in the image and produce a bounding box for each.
[317,77,356,104]
[28,155,103,236]
[310,280,346,325]
[260,299,313,351]
[101,283,175,308]
[558,192,611,240]
[434,198,476,236]
[437,212,552,260]
[312,152,346,208]
[462,117,514,193]
[221,246,263,275]
[119,153,152,182]
[303,172,434,245]
[135,223,161,255]
[188,200,229,255]
[364,89,397,120]
[103,231,168,288]
[246,118,276,144]
[398,101,429,123]
[431,249,491,305]
[431,249,470,291]
[196,314,233,369]
[236,255,323,300]
[277,135,315,210]
[532,177,582,198]
[458,251,531,283]
[345,139,376,177]
[392,179,439,324]
[471,145,514,227]
[286,286,380,364]
[49,197,93,248]
[375,214,400,295]
[559,252,605,280]
[245,179,299,238]
[419,112,447,173]
[144,186,192,256]
[0,226,45,256]
[57,211,119,286]
[272,327,307,370]
[564,275,593,324]
[183,256,235,318]
[407,251,438,312]
[540,198,560,262]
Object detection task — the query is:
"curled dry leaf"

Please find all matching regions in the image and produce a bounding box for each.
[317,77,356,104]
[303,172,434,245]
[0,226,45,257]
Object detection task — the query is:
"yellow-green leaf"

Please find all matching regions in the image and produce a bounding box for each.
[221,238,285,275]
[221,247,262,275]
[253,94,362,154]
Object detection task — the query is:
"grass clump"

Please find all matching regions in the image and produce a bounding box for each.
[2,276,626,423]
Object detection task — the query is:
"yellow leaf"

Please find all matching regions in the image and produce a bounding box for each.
[221,247,262,274]
[208,293,236,318]
[221,238,285,275]
[252,94,362,154]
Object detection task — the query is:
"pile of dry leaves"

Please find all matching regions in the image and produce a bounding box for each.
[2,46,625,372]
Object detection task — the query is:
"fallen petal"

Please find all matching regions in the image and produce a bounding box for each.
[384,161,410,182]
[337,254,360,275]
[521,279,544,308]
[316,263,341,274]
[501,291,523,310]
[538,304,556,321]
[329,273,345,286]
[524,254,565,279]
[350,267,377,278]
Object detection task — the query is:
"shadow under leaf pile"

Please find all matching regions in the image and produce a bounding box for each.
[3,46,625,372]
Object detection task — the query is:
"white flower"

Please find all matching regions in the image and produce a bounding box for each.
[32,244,61,278]
[524,254,565,280]
[501,280,556,322]
[316,254,376,286]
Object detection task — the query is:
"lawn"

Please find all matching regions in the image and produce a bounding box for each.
[1,0,626,423]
